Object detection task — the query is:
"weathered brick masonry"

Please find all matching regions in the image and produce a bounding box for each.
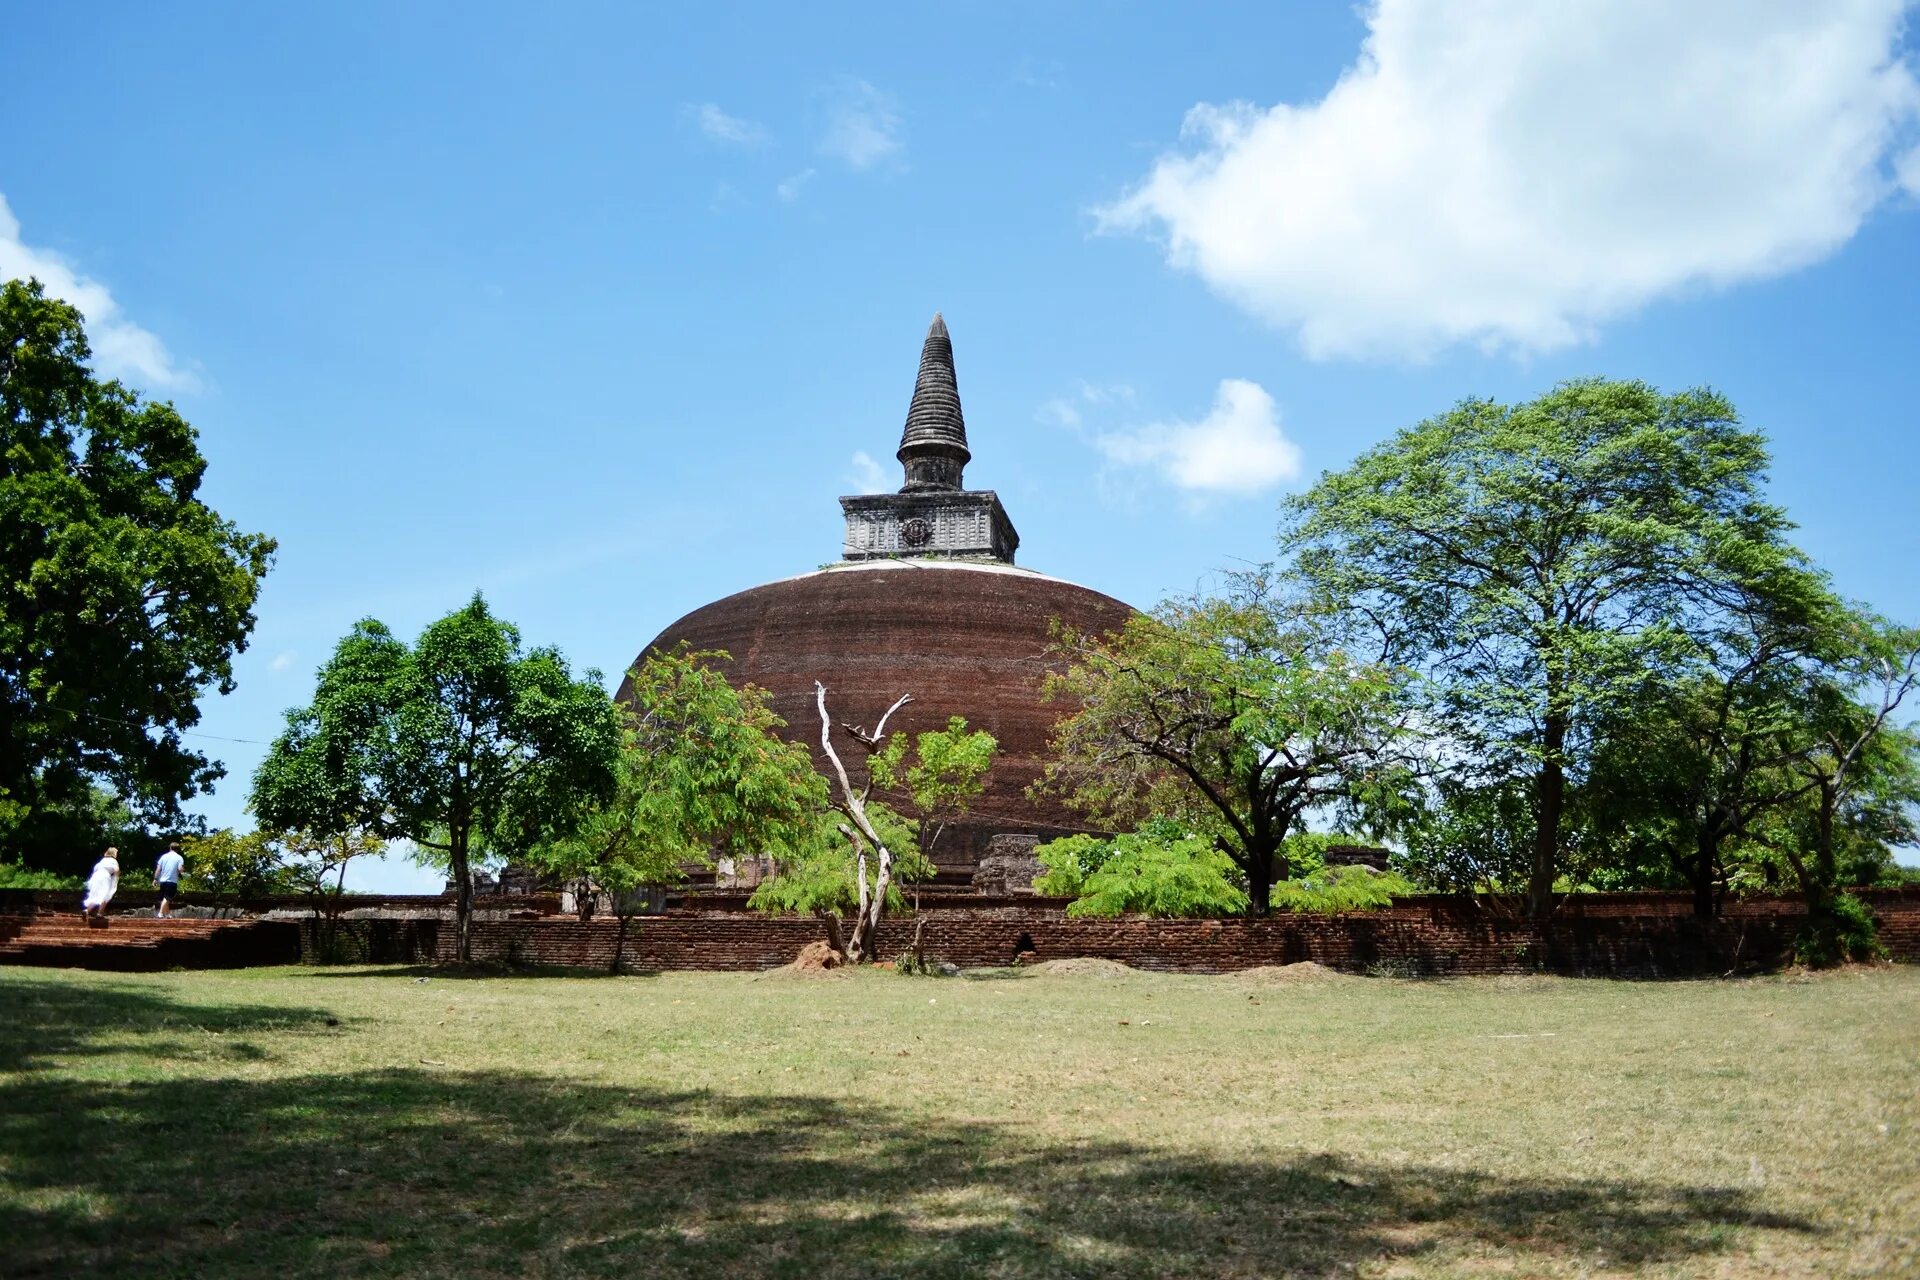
[321,889,1920,978]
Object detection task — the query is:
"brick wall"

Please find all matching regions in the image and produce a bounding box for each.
[322,890,1920,978]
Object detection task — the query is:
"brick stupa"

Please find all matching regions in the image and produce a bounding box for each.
[624,315,1134,880]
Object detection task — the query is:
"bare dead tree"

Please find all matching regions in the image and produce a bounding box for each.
[814,681,911,962]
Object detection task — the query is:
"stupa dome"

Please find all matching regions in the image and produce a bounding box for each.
[622,316,1139,876]
[627,559,1133,872]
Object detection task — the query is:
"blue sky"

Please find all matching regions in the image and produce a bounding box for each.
[5,2,1919,887]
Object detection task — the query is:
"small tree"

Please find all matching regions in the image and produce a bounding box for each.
[751,688,995,962]
[180,828,284,916]
[252,595,621,962]
[1038,574,1411,916]
[530,646,829,971]
[276,828,384,961]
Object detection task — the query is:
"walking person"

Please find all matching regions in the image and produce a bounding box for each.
[154,842,185,918]
[80,847,121,922]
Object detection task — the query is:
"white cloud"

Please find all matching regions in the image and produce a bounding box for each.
[777,168,817,202]
[687,102,767,146]
[848,449,890,492]
[820,79,903,169]
[1097,379,1302,496]
[0,193,197,390]
[269,650,298,674]
[1099,1,1920,360]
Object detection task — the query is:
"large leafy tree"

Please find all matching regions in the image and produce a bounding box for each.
[1283,378,1793,916]
[1,278,275,870]
[1759,617,1920,918]
[251,595,620,960]
[1037,574,1411,916]
[1582,564,1841,917]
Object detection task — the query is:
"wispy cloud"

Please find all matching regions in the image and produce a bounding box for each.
[777,168,817,202]
[268,650,298,674]
[0,193,198,391]
[1099,0,1920,360]
[1036,381,1135,431]
[819,79,903,170]
[847,450,890,492]
[685,102,767,146]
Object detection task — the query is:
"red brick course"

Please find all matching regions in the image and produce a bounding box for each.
[340,889,1920,978]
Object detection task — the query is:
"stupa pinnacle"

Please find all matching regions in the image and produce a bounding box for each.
[839,314,1018,563]
[897,313,971,491]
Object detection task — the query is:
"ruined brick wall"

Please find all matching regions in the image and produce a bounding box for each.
[319,890,1920,977]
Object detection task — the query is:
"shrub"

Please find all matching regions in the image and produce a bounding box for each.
[1794,893,1886,968]
[0,863,81,891]
[1031,833,1111,896]
[1270,865,1416,914]
[1063,826,1248,919]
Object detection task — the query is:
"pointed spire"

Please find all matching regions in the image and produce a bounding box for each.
[897,312,971,491]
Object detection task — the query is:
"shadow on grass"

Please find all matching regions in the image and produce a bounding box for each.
[1,981,1821,1279]
[0,971,343,1073]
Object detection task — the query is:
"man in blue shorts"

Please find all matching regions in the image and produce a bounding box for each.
[154,843,185,918]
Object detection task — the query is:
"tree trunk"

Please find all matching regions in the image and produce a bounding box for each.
[1528,716,1567,919]
[451,843,473,963]
[1244,847,1275,918]
[819,911,850,960]
[610,912,630,973]
[1806,780,1838,915]
[1689,830,1718,921]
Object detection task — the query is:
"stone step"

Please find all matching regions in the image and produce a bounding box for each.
[0,913,302,971]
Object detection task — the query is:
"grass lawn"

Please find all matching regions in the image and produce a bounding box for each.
[2,961,1916,1279]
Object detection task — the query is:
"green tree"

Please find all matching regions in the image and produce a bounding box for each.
[529,646,829,970]
[251,595,620,961]
[1,279,275,872]
[1037,574,1410,916]
[1582,564,1841,916]
[180,828,285,915]
[1283,378,1792,916]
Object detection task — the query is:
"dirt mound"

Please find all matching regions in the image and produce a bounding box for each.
[757,940,853,980]
[1230,962,1352,985]
[1021,957,1136,978]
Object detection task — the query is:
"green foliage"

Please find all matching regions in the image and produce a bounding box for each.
[1040,570,1411,914]
[748,804,931,917]
[1057,823,1249,919]
[251,595,620,959]
[1031,833,1111,897]
[0,862,81,890]
[180,828,287,903]
[1283,378,1797,914]
[0,785,168,880]
[1269,865,1415,914]
[1793,893,1886,968]
[0,279,275,870]
[751,693,993,962]
[536,646,831,919]
[870,716,998,855]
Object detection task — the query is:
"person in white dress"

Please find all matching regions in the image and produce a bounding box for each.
[81,847,121,920]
